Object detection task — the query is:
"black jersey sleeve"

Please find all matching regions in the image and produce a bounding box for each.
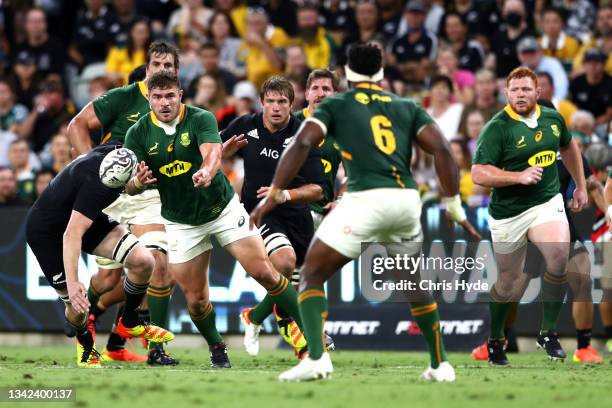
[72,165,120,221]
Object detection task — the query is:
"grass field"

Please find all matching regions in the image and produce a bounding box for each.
[1,346,611,408]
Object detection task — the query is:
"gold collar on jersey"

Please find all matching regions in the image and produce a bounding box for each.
[356,83,383,91]
[504,104,541,122]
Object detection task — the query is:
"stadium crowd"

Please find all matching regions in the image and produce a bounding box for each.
[0,0,610,209]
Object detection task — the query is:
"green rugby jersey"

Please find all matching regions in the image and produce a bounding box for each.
[311,83,431,192]
[125,104,234,225]
[93,81,150,144]
[294,108,342,214]
[473,104,571,220]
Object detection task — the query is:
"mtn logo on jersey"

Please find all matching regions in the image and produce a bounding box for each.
[260,147,279,158]
[247,129,259,139]
[528,150,556,167]
[159,160,192,177]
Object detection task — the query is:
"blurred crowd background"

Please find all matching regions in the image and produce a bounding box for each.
[0,0,610,210]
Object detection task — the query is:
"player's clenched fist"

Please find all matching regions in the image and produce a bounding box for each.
[193,168,212,188]
[518,166,543,185]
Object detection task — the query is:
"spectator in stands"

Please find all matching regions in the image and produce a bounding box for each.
[207,11,244,78]
[377,0,405,41]
[0,130,18,167]
[48,133,72,174]
[536,71,576,127]
[450,138,476,205]
[444,0,488,38]
[320,0,354,47]
[105,18,151,85]
[490,0,533,79]
[17,79,75,153]
[464,109,485,155]
[189,73,228,118]
[166,0,212,46]
[572,5,612,76]
[34,168,55,197]
[442,11,483,73]
[426,75,463,140]
[571,110,598,144]
[217,80,258,130]
[436,45,475,104]
[516,36,568,100]
[390,0,438,87]
[295,4,336,70]
[69,0,117,71]
[239,7,289,88]
[88,76,111,100]
[262,0,299,37]
[12,8,66,80]
[0,78,29,134]
[338,0,381,66]
[0,166,25,206]
[192,42,237,99]
[284,44,311,88]
[538,7,580,71]
[7,139,38,204]
[109,0,142,46]
[214,0,248,38]
[458,69,503,138]
[550,0,596,44]
[569,49,612,131]
[8,51,41,110]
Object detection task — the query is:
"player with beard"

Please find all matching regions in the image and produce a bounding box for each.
[471,67,587,366]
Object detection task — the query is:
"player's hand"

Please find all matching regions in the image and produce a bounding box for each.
[569,187,588,212]
[193,168,212,188]
[445,212,482,241]
[67,281,89,314]
[250,196,278,229]
[518,166,543,185]
[135,161,157,186]
[257,186,287,203]
[222,134,248,158]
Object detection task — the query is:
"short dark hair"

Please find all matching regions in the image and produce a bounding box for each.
[147,71,181,92]
[430,75,453,92]
[347,43,383,77]
[200,42,220,55]
[35,168,56,181]
[260,76,295,104]
[146,40,180,71]
[542,7,566,23]
[536,71,554,87]
[9,139,28,148]
[306,69,339,91]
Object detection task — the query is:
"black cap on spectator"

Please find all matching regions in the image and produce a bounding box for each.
[15,50,36,65]
[405,0,426,13]
[583,48,607,63]
[517,37,540,53]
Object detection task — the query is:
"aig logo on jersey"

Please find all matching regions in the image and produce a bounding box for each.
[260,147,279,159]
[528,150,556,167]
[159,160,192,177]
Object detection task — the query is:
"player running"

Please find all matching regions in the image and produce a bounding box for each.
[124,71,307,368]
[471,67,587,366]
[250,44,479,382]
[221,76,325,357]
[26,144,174,367]
[67,41,179,365]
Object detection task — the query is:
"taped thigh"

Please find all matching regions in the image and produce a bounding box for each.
[111,233,140,265]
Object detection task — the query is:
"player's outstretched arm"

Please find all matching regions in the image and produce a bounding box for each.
[559,138,588,212]
[472,164,543,187]
[193,143,222,188]
[63,210,94,314]
[249,121,324,228]
[126,161,157,195]
[256,183,323,204]
[67,102,103,156]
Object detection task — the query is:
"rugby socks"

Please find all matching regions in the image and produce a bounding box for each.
[489,286,512,340]
[576,328,592,349]
[147,285,173,349]
[248,296,274,325]
[410,301,447,369]
[298,285,327,360]
[122,278,149,327]
[106,332,125,351]
[190,302,223,345]
[606,326,612,341]
[70,320,93,351]
[541,272,567,331]
[87,280,101,314]
[267,276,303,328]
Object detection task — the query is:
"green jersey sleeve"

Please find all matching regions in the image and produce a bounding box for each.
[124,125,146,163]
[194,110,221,145]
[473,121,504,166]
[92,86,129,128]
[311,97,335,135]
[410,103,434,135]
[558,115,571,147]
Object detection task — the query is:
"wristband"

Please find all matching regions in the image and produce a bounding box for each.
[267,186,283,202]
[283,190,292,202]
[442,194,467,223]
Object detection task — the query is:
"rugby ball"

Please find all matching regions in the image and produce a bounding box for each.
[99,148,138,188]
